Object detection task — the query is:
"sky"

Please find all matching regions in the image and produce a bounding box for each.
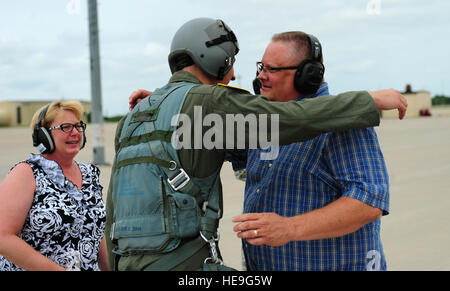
[1,0,449,116]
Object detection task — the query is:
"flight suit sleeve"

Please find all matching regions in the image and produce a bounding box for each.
[205,86,380,146]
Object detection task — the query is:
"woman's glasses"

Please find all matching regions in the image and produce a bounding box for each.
[48,121,86,133]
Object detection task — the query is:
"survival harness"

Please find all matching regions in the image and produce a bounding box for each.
[110,82,224,270]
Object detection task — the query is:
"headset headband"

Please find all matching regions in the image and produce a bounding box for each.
[307,34,322,62]
[37,105,49,125]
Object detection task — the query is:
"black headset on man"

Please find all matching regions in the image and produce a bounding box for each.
[32,105,86,154]
[253,33,325,96]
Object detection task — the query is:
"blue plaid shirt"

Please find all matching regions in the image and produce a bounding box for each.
[243,82,390,271]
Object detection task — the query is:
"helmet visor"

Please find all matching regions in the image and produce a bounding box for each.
[205,20,239,55]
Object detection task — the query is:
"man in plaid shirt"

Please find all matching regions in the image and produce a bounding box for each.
[233,31,389,271]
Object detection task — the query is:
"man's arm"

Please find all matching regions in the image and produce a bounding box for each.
[209,88,387,146]
[232,197,381,246]
[129,88,407,120]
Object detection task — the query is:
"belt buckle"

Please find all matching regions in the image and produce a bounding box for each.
[167,168,190,191]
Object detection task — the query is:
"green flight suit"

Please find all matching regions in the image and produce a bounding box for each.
[105,70,380,270]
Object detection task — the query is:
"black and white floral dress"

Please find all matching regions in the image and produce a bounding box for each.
[0,154,106,271]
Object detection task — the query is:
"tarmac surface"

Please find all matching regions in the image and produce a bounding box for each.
[1,107,449,271]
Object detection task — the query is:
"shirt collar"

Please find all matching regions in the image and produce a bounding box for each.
[169,70,203,85]
[296,82,329,101]
[28,153,84,201]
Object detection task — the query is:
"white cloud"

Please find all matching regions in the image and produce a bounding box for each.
[143,42,168,57]
[0,0,449,115]
[143,63,169,74]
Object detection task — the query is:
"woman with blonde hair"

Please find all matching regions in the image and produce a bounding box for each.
[0,101,109,271]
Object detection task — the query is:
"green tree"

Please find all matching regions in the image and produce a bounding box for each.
[432,95,450,105]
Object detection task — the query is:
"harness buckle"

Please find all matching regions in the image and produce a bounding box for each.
[200,231,224,265]
[167,168,190,191]
[202,201,222,218]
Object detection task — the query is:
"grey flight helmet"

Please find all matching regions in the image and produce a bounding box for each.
[168,18,239,80]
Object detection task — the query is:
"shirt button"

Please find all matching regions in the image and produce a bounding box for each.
[256,189,260,193]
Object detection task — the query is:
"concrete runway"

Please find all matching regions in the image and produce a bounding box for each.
[1,108,449,270]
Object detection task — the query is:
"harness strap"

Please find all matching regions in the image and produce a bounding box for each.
[143,236,206,271]
[130,108,160,123]
[114,82,223,269]
[115,156,173,169]
[118,130,173,149]
[142,84,222,239]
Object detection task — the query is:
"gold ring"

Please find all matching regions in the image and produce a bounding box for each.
[253,230,259,237]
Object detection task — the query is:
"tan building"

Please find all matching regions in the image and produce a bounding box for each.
[0,100,92,127]
[382,85,432,118]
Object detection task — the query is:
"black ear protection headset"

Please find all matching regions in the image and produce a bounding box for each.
[293,34,325,95]
[253,33,325,96]
[32,105,86,154]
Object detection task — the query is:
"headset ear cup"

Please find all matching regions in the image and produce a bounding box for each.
[294,59,309,94]
[32,104,53,154]
[294,60,324,95]
[294,33,325,95]
[32,128,40,147]
[36,127,55,154]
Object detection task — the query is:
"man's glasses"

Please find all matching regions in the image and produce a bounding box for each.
[48,122,86,133]
[256,61,299,74]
